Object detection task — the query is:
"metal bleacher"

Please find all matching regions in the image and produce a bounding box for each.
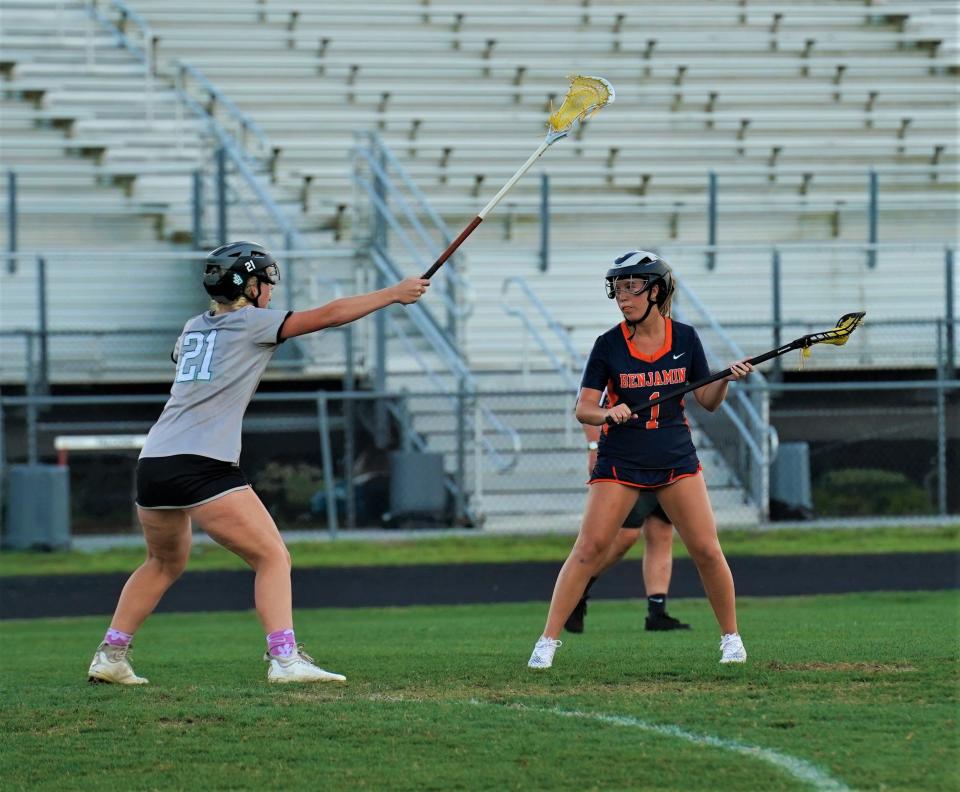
[100,0,958,245]
[2,0,957,529]
[4,0,956,277]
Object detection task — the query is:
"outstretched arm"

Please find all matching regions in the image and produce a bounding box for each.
[279,278,429,340]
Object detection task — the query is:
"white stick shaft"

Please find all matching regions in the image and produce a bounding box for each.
[477,139,551,219]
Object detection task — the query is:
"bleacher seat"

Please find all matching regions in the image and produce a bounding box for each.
[2,0,956,527]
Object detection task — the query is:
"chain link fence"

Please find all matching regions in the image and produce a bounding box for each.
[763,380,958,519]
[3,377,954,542]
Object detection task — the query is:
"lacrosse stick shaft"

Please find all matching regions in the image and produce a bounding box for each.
[478,139,551,220]
[603,311,864,424]
[421,216,483,279]
[421,139,551,279]
[606,342,799,424]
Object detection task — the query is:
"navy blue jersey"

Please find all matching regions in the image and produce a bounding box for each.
[580,319,710,469]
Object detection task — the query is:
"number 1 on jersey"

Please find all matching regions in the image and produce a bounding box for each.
[175,330,218,382]
[645,391,660,430]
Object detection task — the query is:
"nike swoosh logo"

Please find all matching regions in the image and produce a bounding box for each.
[672,353,685,360]
[650,598,665,603]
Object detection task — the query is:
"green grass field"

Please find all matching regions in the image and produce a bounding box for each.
[2,524,958,577]
[1,591,957,791]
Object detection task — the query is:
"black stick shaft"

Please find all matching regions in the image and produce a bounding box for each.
[421,215,483,279]
[605,341,799,424]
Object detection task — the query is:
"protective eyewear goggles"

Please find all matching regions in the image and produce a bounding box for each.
[605,277,652,299]
[260,263,281,285]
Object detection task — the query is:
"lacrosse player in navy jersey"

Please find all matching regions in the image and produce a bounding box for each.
[87,241,429,685]
[529,251,752,669]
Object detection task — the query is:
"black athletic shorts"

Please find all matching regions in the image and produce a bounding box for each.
[136,454,249,509]
[623,493,670,528]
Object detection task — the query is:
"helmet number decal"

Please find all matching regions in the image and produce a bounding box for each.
[244,261,256,272]
[645,390,660,430]
[175,330,218,383]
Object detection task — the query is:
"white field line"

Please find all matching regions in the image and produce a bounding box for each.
[470,700,851,792]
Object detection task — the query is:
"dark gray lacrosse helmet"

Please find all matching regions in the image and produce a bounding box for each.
[203,241,280,303]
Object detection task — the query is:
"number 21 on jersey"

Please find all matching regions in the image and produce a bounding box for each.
[175,330,218,382]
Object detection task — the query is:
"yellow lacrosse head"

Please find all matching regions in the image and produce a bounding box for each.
[800,311,866,361]
[547,75,615,136]
[818,311,866,346]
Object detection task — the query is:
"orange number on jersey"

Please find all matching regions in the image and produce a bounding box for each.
[645,391,660,430]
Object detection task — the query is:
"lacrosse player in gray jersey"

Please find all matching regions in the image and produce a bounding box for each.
[88,241,429,685]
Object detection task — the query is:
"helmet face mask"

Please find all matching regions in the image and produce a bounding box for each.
[261,263,280,285]
[203,241,280,303]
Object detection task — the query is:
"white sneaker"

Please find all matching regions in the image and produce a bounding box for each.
[719,633,747,664]
[265,645,346,683]
[88,642,149,685]
[528,636,562,669]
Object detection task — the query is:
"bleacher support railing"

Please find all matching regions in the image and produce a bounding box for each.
[87,0,156,121]
[501,277,582,391]
[86,1,301,253]
[368,249,521,473]
[353,131,473,339]
[352,134,522,514]
[5,171,16,274]
[655,276,776,519]
[499,276,581,446]
[175,61,270,161]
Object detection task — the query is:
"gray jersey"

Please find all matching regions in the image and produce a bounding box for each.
[140,306,292,463]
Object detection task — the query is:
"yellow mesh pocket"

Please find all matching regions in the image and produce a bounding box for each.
[548,75,615,135]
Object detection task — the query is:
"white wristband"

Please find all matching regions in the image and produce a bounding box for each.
[587,440,599,451]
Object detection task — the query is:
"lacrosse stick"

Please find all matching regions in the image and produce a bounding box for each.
[606,312,866,424]
[421,75,615,279]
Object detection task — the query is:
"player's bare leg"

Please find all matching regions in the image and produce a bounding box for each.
[655,474,737,635]
[530,483,638,667]
[192,488,345,682]
[189,487,292,632]
[543,482,637,639]
[598,527,640,574]
[564,526,639,634]
[88,508,191,684]
[643,513,689,631]
[110,508,193,634]
[642,515,673,595]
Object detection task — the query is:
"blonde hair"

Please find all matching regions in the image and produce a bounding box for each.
[659,259,675,317]
[659,289,673,317]
[210,295,251,313]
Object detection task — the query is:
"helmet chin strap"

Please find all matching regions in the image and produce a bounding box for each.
[625,292,658,339]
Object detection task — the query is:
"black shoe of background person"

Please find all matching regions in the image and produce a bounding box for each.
[564,596,589,633]
[645,612,691,631]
